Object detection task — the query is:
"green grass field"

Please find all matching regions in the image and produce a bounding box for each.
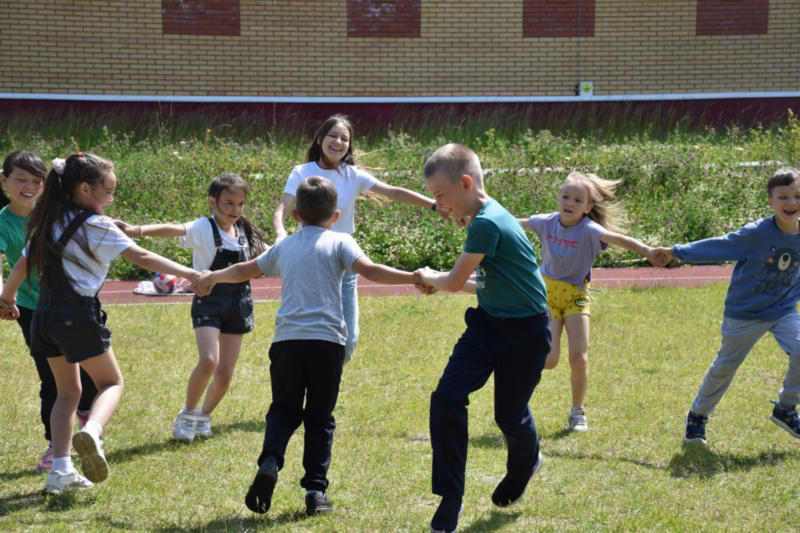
[1,286,798,531]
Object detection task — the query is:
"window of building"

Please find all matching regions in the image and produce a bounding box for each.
[696,0,769,36]
[523,0,595,38]
[162,0,241,36]
[347,0,421,38]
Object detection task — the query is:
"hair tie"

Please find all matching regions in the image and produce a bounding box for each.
[51,158,66,176]
[77,152,84,157]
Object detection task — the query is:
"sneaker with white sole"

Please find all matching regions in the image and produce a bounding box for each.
[44,467,93,494]
[770,400,800,440]
[491,450,543,507]
[37,444,53,471]
[173,408,196,442]
[568,407,588,432]
[430,497,464,533]
[194,411,212,439]
[72,428,109,483]
[684,411,707,444]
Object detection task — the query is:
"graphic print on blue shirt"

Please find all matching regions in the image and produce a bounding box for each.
[546,234,580,257]
[755,246,800,295]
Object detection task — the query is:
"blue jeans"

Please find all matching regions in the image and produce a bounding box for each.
[342,272,359,363]
[692,312,800,415]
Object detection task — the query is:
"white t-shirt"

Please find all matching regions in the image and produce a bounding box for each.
[283,161,377,234]
[256,225,364,345]
[180,216,250,271]
[24,214,134,296]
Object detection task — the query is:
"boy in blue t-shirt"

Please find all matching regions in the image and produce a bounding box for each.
[417,144,551,533]
[656,167,800,446]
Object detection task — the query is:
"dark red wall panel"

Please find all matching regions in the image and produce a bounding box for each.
[697,0,769,36]
[347,1,421,38]
[523,0,595,38]
[162,1,241,36]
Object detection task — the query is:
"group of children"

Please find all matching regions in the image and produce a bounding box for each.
[1,115,799,533]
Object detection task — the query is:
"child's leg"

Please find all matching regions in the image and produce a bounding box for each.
[199,333,243,414]
[185,326,221,410]
[301,341,345,492]
[77,367,99,413]
[543,318,564,370]
[78,349,124,428]
[259,341,307,469]
[47,357,81,459]
[769,312,800,407]
[492,313,550,478]
[341,272,359,363]
[563,314,590,409]
[430,308,496,500]
[692,316,769,416]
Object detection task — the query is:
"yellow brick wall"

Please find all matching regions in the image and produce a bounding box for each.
[0,1,796,97]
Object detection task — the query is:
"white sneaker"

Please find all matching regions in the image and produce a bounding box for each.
[173,408,196,442]
[568,407,588,432]
[194,411,212,439]
[72,428,109,483]
[44,468,93,494]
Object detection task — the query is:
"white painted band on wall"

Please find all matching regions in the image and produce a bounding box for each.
[0,92,798,104]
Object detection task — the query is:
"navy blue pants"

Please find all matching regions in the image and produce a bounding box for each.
[430,307,551,499]
[257,339,345,492]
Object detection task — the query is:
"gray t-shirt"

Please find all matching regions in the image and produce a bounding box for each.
[255,225,364,345]
[528,213,607,284]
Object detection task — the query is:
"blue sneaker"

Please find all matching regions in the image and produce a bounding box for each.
[770,400,800,440]
[684,411,707,444]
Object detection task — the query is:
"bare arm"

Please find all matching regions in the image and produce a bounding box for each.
[417,251,484,292]
[351,256,417,285]
[272,193,295,240]
[517,217,529,230]
[114,219,186,238]
[601,231,666,267]
[370,180,453,220]
[193,259,263,296]
[0,256,27,318]
[119,244,197,279]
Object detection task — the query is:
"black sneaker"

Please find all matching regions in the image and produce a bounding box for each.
[770,400,800,440]
[245,457,278,514]
[430,497,463,533]
[684,411,707,444]
[491,450,543,507]
[305,491,334,516]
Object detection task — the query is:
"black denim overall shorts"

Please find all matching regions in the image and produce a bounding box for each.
[190,216,254,334]
[30,210,112,363]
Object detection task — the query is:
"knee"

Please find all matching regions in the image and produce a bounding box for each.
[214,367,235,387]
[544,352,560,370]
[196,357,218,375]
[568,350,588,368]
[430,390,466,414]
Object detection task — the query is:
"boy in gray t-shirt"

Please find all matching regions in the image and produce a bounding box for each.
[194,176,420,517]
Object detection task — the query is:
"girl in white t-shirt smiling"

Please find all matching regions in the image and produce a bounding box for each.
[273,114,450,362]
[0,153,198,494]
[116,174,267,443]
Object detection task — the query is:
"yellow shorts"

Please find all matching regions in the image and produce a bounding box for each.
[542,275,591,321]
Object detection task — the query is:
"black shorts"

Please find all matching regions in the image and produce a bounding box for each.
[191,283,254,334]
[30,303,112,363]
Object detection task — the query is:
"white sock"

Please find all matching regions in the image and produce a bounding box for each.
[52,456,73,473]
[83,420,103,440]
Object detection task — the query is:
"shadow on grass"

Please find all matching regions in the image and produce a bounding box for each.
[469,434,505,449]
[461,509,522,532]
[105,418,264,464]
[544,449,667,471]
[0,489,43,517]
[155,509,308,532]
[0,467,43,483]
[668,443,795,479]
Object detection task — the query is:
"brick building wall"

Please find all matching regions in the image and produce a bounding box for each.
[0,1,796,99]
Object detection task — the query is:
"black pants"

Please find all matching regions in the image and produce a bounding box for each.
[257,339,345,492]
[430,307,551,499]
[17,306,98,442]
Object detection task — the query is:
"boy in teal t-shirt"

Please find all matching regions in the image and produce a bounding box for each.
[417,144,551,533]
[0,205,39,308]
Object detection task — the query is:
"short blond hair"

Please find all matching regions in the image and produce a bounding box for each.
[423,143,483,187]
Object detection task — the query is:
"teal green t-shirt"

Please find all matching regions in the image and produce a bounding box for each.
[463,199,547,318]
[0,205,39,309]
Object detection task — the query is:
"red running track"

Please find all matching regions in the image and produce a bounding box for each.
[99,265,734,305]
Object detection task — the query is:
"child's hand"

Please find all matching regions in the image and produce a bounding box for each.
[413,269,437,295]
[0,297,20,320]
[113,219,138,237]
[192,270,214,296]
[643,247,669,268]
[653,247,674,266]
